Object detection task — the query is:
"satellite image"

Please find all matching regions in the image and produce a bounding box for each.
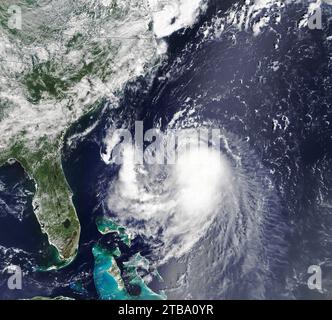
[0,0,331,301]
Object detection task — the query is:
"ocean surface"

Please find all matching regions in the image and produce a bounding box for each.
[0,0,332,300]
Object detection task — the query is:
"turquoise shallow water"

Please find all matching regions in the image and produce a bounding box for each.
[93,215,166,300]
[92,243,166,300]
[96,216,131,246]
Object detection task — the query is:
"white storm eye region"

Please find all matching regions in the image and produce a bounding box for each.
[175,147,230,219]
[105,135,233,263]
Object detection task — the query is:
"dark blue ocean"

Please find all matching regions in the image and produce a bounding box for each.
[0,0,332,299]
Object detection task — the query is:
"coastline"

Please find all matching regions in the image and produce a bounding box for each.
[0,137,81,268]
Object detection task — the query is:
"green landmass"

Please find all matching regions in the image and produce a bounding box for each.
[0,0,156,274]
[0,135,80,265]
